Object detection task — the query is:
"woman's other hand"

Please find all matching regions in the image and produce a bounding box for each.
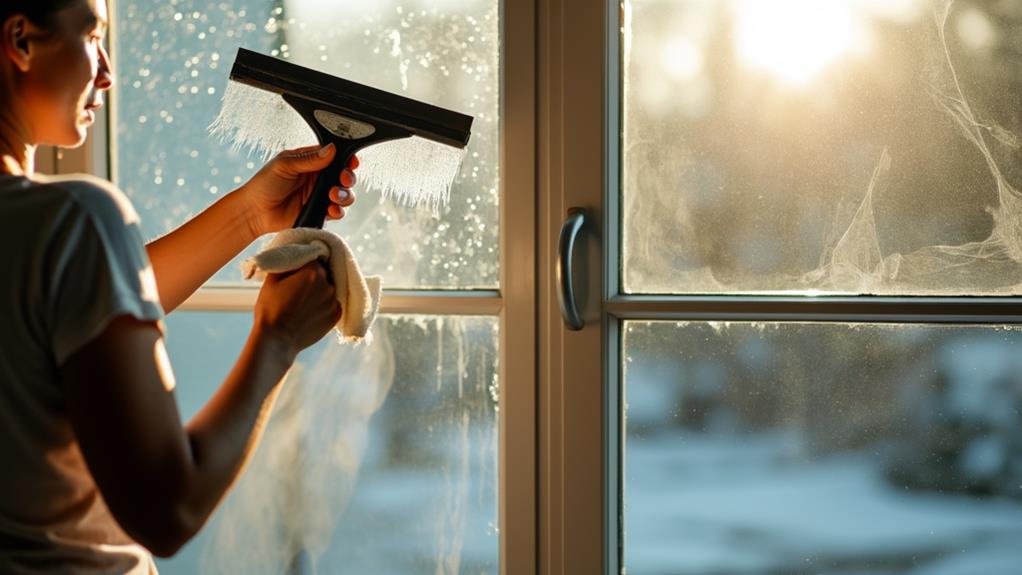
[253,261,342,361]
[238,143,359,237]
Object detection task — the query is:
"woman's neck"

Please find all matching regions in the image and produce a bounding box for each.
[0,105,33,177]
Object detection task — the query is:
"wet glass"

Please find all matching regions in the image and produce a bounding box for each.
[157,312,499,574]
[113,0,499,288]
[623,321,1022,574]
[622,0,1022,295]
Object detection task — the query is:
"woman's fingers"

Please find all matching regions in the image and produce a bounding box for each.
[329,186,356,207]
[325,187,353,221]
[322,156,358,221]
[339,168,356,188]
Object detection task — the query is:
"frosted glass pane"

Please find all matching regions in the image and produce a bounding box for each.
[622,0,1022,295]
[157,312,498,574]
[623,321,1022,574]
[113,0,499,288]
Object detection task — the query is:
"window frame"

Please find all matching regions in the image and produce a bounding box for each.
[60,0,538,572]
[539,1,1022,574]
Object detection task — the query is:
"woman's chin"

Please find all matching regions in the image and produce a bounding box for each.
[64,122,90,148]
[68,110,95,143]
[59,132,88,149]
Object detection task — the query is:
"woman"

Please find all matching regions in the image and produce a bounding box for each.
[0,0,358,572]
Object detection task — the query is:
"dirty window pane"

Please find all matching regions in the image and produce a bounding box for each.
[623,321,1022,574]
[156,312,499,574]
[113,0,499,288]
[622,0,1022,295]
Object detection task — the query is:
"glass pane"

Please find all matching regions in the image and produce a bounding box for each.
[157,312,499,574]
[623,321,1022,574]
[622,0,1022,295]
[113,0,499,288]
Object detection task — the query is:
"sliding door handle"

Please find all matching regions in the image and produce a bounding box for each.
[557,208,586,331]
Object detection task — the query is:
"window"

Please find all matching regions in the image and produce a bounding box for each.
[100,0,535,573]
[621,0,1022,296]
[623,322,1022,573]
[539,0,1022,574]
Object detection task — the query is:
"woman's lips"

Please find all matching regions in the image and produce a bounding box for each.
[83,103,102,123]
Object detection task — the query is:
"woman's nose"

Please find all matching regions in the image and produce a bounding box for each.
[96,44,114,90]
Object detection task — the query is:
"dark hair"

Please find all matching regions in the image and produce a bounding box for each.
[0,0,79,29]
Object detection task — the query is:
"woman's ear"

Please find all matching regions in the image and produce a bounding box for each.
[2,15,34,73]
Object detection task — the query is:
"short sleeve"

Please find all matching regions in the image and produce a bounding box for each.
[45,180,164,366]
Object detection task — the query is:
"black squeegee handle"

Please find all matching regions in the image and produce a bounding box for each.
[284,94,413,229]
[292,147,351,229]
[291,131,407,228]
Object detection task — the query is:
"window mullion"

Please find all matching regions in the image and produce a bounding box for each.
[180,287,504,315]
[606,295,1022,324]
[499,0,539,571]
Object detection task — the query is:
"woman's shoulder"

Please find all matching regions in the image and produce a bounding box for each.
[33,174,140,227]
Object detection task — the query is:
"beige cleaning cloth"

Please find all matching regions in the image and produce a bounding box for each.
[241,228,382,343]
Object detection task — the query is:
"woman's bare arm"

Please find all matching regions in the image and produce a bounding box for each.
[145,147,357,313]
[59,263,341,557]
[144,191,257,313]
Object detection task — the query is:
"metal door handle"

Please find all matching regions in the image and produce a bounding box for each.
[557,208,586,331]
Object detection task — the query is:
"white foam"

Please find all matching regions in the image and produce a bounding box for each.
[358,136,466,214]
[208,82,317,160]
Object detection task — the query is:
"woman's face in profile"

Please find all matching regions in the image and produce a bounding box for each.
[18,0,112,147]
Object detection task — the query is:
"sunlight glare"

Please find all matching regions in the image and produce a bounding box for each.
[733,0,866,87]
[661,37,704,81]
[155,339,177,392]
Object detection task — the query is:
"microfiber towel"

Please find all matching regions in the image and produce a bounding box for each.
[241,228,382,343]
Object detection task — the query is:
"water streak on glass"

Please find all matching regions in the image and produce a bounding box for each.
[156,312,499,574]
[622,0,1022,295]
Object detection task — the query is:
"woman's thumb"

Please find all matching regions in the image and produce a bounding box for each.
[282,143,335,172]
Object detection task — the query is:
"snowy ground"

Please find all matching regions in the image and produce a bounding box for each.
[625,432,1022,575]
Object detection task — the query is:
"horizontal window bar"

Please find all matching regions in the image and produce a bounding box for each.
[606,295,1022,324]
[180,287,502,316]
[381,290,503,315]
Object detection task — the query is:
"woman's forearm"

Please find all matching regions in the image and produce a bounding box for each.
[146,190,259,312]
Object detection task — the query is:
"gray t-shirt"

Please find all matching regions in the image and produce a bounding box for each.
[0,173,163,574]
